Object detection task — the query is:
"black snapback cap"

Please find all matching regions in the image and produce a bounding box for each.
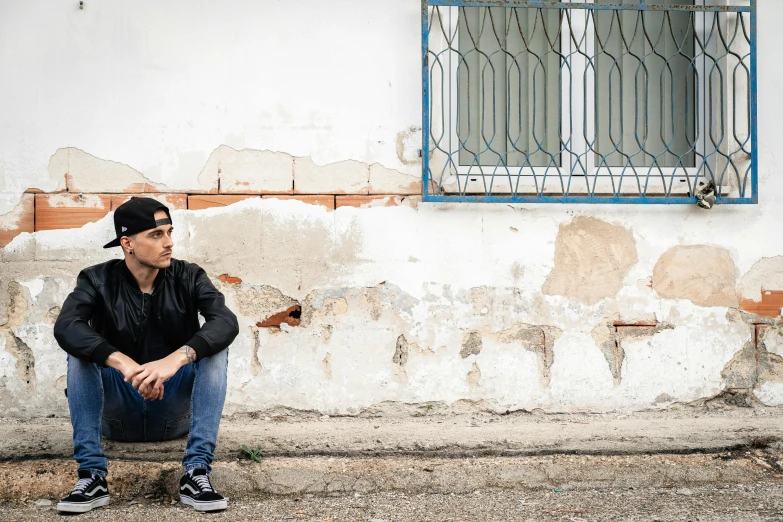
[103,197,171,249]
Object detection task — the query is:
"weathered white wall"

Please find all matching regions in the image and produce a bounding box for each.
[0,0,422,208]
[1,0,782,417]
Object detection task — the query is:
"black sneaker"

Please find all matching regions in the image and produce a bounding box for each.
[56,469,110,513]
[179,469,228,512]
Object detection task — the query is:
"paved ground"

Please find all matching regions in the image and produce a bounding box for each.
[3,408,783,520]
[4,484,783,521]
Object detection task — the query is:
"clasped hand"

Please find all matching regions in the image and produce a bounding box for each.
[124,354,183,400]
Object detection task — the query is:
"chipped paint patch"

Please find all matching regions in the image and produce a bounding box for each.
[250,327,262,377]
[543,217,638,305]
[392,335,409,366]
[460,331,482,359]
[491,324,562,388]
[466,362,481,388]
[592,315,675,387]
[395,127,423,166]
[0,283,35,390]
[738,257,783,317]
[653,245,738,308]
[61,147,217,194]
[0,196,34,237]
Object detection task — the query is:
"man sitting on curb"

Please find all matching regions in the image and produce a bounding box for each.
[53,197,239,513]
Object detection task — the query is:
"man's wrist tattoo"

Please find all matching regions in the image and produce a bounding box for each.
[181,345,197,363]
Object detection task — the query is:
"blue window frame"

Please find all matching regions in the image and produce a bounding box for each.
[422,1,757,204]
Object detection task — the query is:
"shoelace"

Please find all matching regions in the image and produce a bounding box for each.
[191,473,213,493]
[72,476,94,494]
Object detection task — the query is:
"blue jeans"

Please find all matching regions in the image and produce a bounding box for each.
[66,350,228,478]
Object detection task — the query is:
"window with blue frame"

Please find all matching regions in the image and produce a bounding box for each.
[423,0,756,204]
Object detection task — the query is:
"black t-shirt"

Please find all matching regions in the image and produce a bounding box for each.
[136,292,173,365]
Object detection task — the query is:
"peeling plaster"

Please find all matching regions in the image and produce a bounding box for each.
[466,362,481,389]
[756,326,783,385]
[0,283,35,390]
[209,145,292,194]
[320,325,333,345]
[740,257,783,302]
[395,127,423,166]
[319,298,349,318]
[653,245,738,308]
[459,332,482,359]
[721,324,783,406]
[490,323,563,388]
[45,306,61,326]
[0,192,776,415]
[322,353,332,380]
[56,147,217,195]
[234,285,299,325]
[250,327,262,377]
[0,196,32,232]
[543,217,638,305]
[392,335,409,366]
[592,315,675,387]
[722,338,758,390]
[360,287,382,321]
[1,143,422,221]
[738,257,783,318]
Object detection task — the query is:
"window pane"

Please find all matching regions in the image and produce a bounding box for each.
[458,7,561,168]
[594,0,696,168]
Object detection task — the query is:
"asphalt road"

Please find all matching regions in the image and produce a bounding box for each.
[3,483,783,522]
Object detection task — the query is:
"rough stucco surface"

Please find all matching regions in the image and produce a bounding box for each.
[0,198,760,416]
[591,314,674,387]
[750,325,783,405]
[2,0,783,417]
[652,245,739,308]
[543,217,638,305]
[739,256,783,302]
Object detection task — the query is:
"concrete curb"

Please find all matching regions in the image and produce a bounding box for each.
[3,410,783,462]
[3,451,781,503]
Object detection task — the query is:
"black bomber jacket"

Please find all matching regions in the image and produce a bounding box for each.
[54,259,239,365]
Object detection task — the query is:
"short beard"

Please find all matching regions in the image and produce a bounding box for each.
[134,253,171,270]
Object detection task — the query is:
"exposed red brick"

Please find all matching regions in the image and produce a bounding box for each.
[188,195,259,210]
[263,195,335,210]
[740,291,783,318]
[256,306,302,328]
[218,274,243,284]
[111,193,188,210]
[0,194,35,248]
[35,194,112,231]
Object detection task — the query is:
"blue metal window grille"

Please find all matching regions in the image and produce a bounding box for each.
[421,1,757,204]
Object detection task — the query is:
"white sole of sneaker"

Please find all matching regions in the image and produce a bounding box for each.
[180,494,228,512]
[56,495,110,513]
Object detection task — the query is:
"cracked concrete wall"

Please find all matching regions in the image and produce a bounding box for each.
[0,198,773,415]
[1,1,783,416]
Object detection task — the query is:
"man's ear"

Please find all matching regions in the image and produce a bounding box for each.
[120,236,132,254]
